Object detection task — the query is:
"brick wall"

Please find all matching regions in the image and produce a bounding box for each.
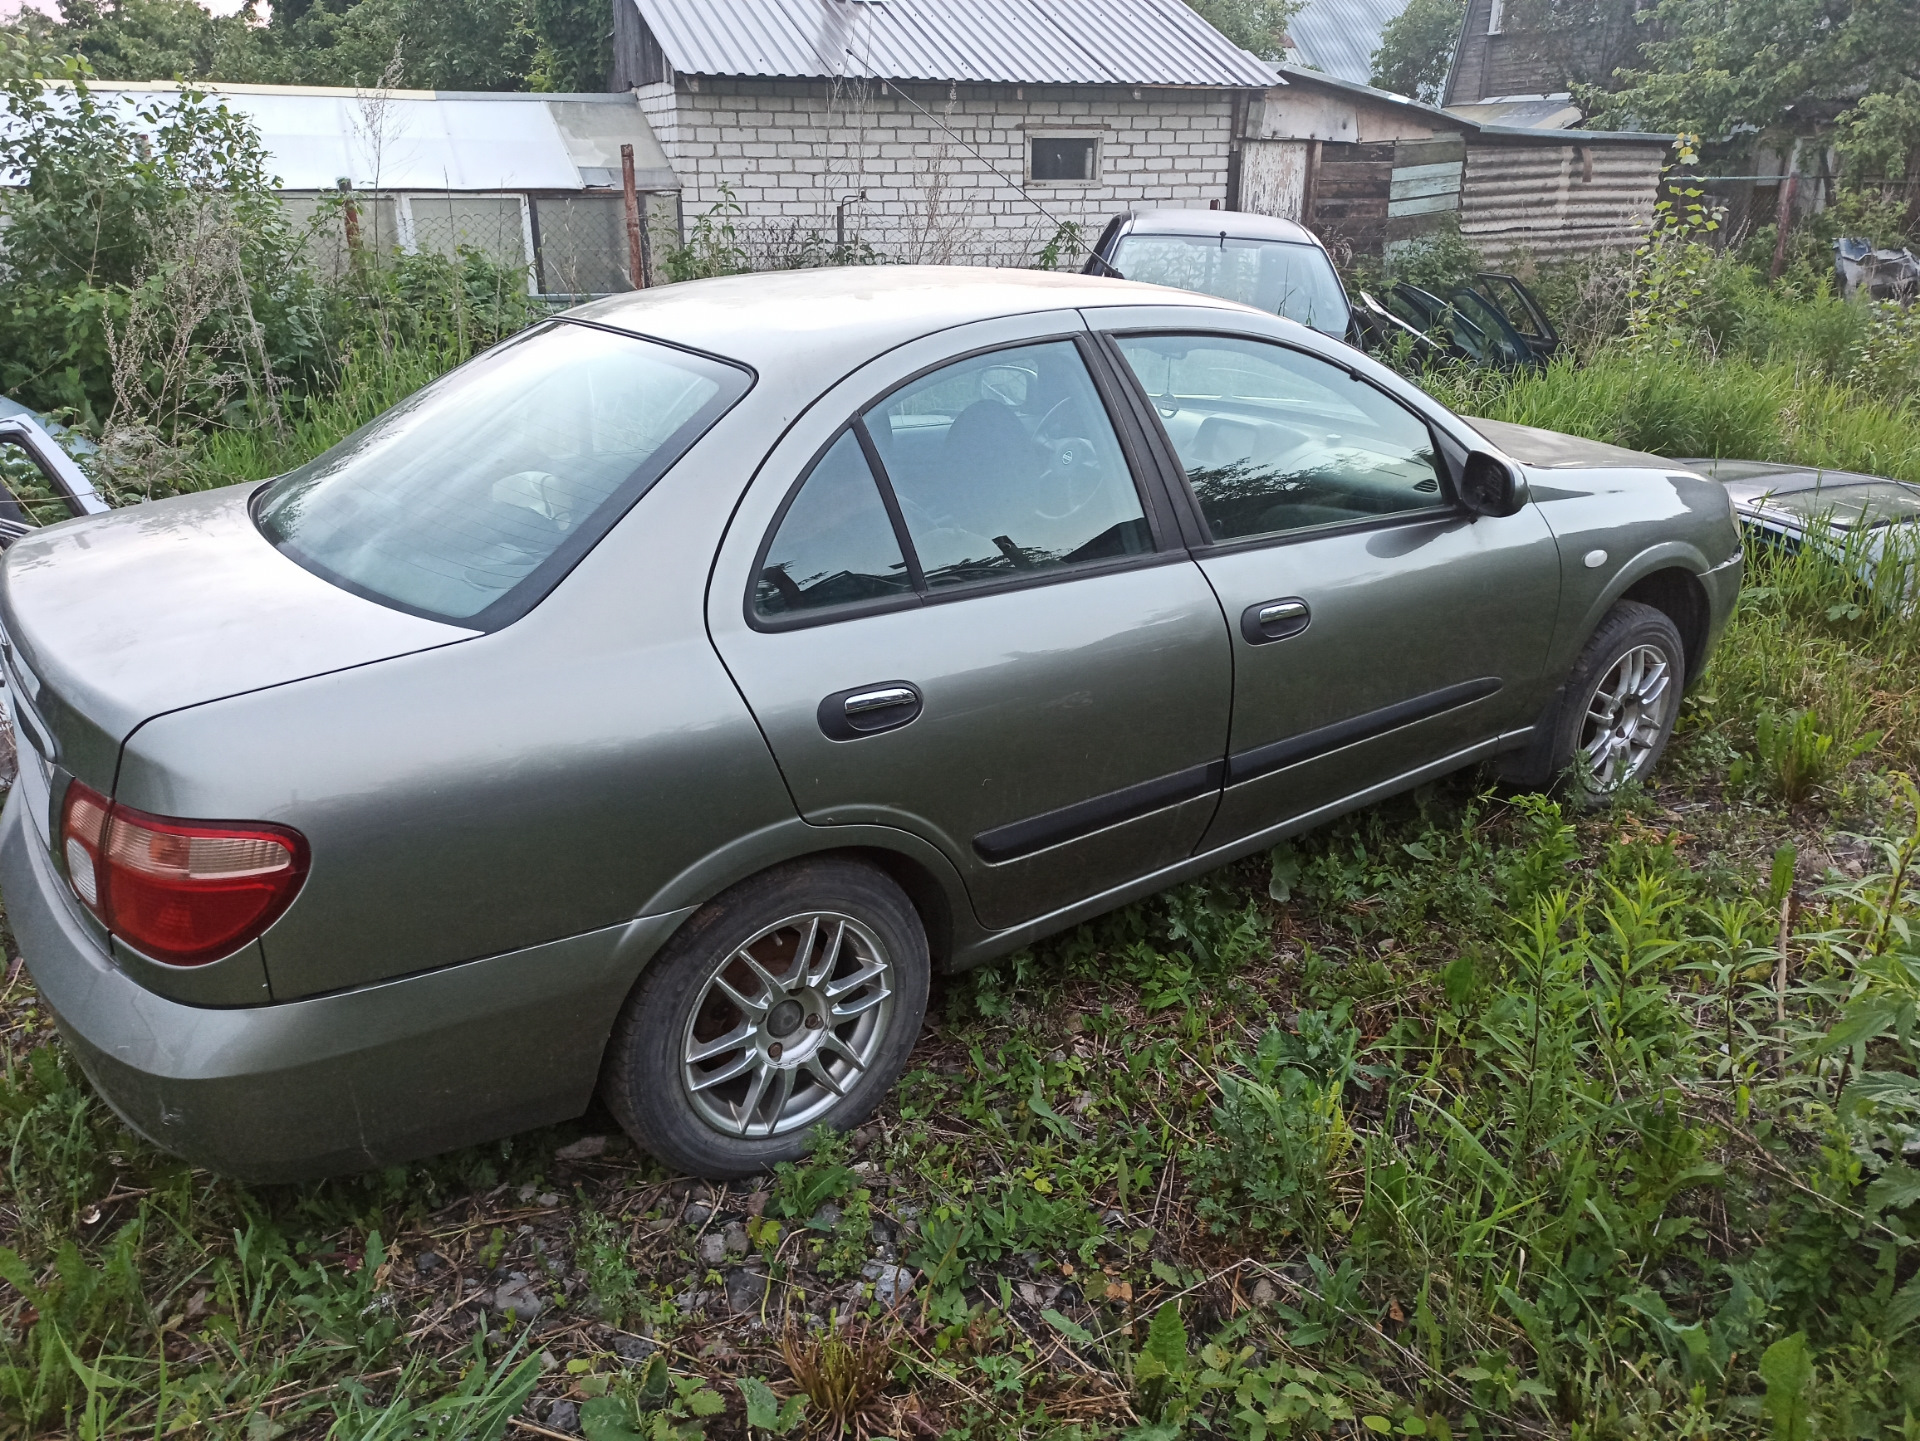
[637,78,1237,268]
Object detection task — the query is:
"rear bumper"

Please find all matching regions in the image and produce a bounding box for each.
[1,789,689,1182]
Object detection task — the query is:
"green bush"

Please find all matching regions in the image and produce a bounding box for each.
[0,61,321,429]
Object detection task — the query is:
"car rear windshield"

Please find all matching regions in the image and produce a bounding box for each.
[255,322,749,627]
[1107,234,1349,337]
[1763,481,1920,530]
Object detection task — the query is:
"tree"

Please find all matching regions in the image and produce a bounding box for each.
[1369,0,1466,101]
[8,0,270,82]
[1182,0,1304,61]
[265,0,537,90]
[0,58,310,426]
[527,0,609,92]
[0,0,582,92]
[1588,0,1920,181]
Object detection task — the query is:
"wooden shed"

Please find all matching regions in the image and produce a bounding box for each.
[1234,65,1670,265]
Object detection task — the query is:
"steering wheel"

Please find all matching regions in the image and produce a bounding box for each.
[1030,398,1109,522]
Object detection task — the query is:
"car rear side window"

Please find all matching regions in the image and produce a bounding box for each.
[255,322,748,627]
[1116,334,1447,543]
[862,340,1151,590]
[756,431,913,617]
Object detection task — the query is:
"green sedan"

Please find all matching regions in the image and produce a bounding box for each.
[0,268,1741,1181]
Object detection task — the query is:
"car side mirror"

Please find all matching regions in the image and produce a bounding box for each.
[1460,451,1527,518]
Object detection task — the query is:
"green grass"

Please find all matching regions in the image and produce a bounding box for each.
[1428,351,1920,481]
[184,343,469,491]
[6,323,1920,1441]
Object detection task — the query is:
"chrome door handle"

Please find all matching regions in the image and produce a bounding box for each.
[818,681,923,740]
[843,686,918,716]
[1241,597,1312,644]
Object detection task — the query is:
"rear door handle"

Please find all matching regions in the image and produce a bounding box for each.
[818,681,923,740]
[1240,598,1311,644]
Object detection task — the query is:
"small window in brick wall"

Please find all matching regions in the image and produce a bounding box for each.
[1030,134,1101,184]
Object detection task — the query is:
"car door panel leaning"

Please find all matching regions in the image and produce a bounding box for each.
[0,268,1742,1180]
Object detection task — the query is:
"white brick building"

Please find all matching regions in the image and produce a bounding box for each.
[613,0,1277,267]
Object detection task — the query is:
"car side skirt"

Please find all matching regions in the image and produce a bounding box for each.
[948,726,1533,971]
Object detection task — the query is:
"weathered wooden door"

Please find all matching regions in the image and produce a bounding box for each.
[1240,140,1310,220]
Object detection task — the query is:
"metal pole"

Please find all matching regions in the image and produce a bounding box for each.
[621,143,648,289]
[339,177,360,257]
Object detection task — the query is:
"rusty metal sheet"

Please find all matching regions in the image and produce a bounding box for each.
[1459,141,1663,259]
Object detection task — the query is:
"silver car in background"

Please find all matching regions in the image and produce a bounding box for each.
[1684,457,1920,565]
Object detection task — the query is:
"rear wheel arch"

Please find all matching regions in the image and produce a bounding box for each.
[837,845,956,974]
[634,822,972,964]
[599,851,934,1176]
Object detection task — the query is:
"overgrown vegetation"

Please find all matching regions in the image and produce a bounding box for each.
[9,521,1920,1434]
[7,35,1920,1441]
[0,59,538,501]
[2,0,610,95]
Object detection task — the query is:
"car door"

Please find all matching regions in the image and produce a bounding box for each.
[0,420,96,548]
[1092,314,1562,848]
[1473,274,1561,363]
[707,318,1233,932]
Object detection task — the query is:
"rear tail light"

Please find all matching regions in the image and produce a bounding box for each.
[59,781,309,966]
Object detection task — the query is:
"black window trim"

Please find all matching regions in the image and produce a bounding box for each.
[744,329,1184,634]
[1097,326,1469,556]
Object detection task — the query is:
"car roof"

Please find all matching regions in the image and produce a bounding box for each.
[0,395,48,427]
[1111,208,1323,246]
[568,264,1247,374]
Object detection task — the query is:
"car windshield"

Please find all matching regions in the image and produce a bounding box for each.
[1106,234,1349,336]
[256,322,748,626]
[1760,481,1920,530]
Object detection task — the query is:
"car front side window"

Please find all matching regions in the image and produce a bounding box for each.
[1116,334,1447,543]
[862,339,1152,590]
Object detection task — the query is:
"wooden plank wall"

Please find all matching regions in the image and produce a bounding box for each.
[1309,134,1466,258]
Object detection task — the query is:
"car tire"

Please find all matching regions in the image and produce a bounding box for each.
[601,857,930,1179]
[1544,599,1686,806]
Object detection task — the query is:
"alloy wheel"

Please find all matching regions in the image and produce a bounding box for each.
[680,911,895,1138]
[1577,642,1675,791]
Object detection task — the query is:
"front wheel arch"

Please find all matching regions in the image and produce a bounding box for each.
[1621,566,1711,685]
[1494,597,1689,794]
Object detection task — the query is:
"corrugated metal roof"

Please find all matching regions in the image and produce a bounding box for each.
[1280,0,1410,85]
[632,0,1278,86]
[1270,62,1469,128]
[1446,95,1582,130]
[11,82,676,192]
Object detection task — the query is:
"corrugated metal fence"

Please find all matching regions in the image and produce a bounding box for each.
[1459,142,1663,261]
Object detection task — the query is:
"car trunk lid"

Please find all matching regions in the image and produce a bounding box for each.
[0,483,475,801]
